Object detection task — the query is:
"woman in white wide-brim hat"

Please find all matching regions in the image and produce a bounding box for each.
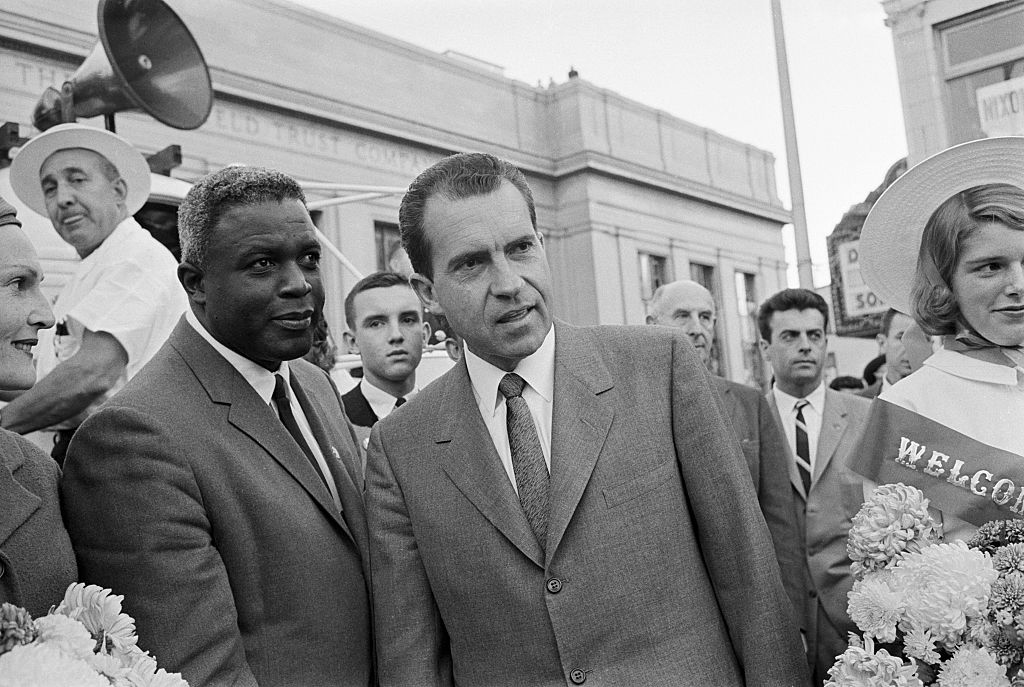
[859,136,1024,539]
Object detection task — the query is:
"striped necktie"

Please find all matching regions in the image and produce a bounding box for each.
[794,399,812,493]
[498,373,549,551]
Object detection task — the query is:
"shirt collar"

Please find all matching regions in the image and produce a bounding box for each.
[79,217,141,265]
[772,380,826,415]
[185,308,286,404]
[360,377,418,406]
[925,347,1021,386]
[464,325,555,416]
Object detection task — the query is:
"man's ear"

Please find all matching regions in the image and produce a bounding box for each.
[645,314,656,325]
[758,338,770,360]
[342,330,358,355]
[112,177,128,204]
[177,261,206,307]
[410,273,442,316]
[875,332,887,352]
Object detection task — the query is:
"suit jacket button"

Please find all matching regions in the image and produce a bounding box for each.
[569,668,586,684]
[546,577,562,594]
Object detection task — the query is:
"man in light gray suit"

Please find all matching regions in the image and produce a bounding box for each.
[646,279,805,624]
[758,288,870,686]
[365,153,808,686]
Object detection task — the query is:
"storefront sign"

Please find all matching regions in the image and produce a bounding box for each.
[977,76,1024,137]
[837,239,886,317]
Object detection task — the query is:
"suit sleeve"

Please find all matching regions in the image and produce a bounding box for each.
[756,393,807,629]
[668,337,809,686]
[61,405,258,687]
[365,424,453,687]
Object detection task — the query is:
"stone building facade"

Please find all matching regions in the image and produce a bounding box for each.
[1,0,791,384]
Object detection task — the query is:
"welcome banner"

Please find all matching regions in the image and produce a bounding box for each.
[850,400,1024,526]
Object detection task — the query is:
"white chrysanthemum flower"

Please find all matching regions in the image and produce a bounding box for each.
[902,626,941,665]
[824,635,923,687]
[848,572,903,643]
[33,613,95,660]
[937,646,1009,687]
[848,483,942,579]
[57,583,138,653]
[894,541,997,646]
[0,642,108,687]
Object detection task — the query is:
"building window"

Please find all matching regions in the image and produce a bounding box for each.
[734,271,767,389]
[938,4,1024,141]
[639,252,668,300]
[690,262,715,292]
[374,221,402,273]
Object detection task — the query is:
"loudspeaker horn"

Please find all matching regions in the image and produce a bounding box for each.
[33,0,213,132]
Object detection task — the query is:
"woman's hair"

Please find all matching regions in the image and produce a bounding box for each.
[911,183,1024,338]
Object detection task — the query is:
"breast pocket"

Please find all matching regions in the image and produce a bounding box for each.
[603,460,679,509]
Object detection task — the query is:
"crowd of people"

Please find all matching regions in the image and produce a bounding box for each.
[0,122,1022,687]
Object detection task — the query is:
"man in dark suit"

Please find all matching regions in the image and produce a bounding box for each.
[758,288,871,686]
[365,153,808,686]
[646,279,804,623]
[857,309,915,398]
[341,271,429,446]
[62,166,372,687]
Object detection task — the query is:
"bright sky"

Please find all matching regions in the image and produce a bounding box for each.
[292,0,906,288]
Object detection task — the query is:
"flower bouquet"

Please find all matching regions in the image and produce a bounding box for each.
[826,482,1024,687]
[0,583,188,687]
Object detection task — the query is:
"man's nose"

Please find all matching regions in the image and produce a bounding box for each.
[55,182,75,206]
[490,257,524,297]
[386,320,405,342]
[279,262,312,296]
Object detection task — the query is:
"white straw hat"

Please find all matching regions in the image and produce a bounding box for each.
[9,123,151,218]
[860,136,1024,314]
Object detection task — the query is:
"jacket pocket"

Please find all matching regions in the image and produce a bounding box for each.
[603,460,678,508]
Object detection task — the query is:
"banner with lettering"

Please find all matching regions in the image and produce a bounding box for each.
[849,400,1024,526]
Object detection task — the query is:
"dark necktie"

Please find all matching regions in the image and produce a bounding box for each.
[272,374,328,487]
[794,399,812,494]
[394,396,406,409]
[498,373,549,551]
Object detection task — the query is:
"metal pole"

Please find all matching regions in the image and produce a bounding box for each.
[770,0,814,289]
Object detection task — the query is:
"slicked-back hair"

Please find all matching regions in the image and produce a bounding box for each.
[910,183,1024,338]
[343,271,418,331]
[879,308,900,337]
[756,288,830,341]
[398,152,536,279]
[178,165,306,268]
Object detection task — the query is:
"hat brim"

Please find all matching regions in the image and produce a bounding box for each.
[9,123,151,218]
[860,136,1024,314]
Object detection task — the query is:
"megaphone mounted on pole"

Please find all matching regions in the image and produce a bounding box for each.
[33,0,213,133]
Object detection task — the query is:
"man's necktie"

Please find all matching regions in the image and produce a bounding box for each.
[394,396,406,409]
[272,374,328,487]
[794,399,812,494]
[498,373,549,551]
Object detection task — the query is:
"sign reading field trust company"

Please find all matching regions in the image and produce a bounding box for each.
[977,76,1024,137]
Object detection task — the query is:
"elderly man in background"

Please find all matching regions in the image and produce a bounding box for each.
[646,279,805,629]
[857,308,915,399]
[2,123,185,462]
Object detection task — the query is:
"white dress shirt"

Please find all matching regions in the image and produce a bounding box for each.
[185,310,341,510]
[772,381,826,473]
[465,326,555,493]
[359,378,418,421]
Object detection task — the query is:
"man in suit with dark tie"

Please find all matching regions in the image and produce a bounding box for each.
[62,166,373,687]
[341,271,430,447]
[365,152,808,686]
[646,279,805,625]
[758,288,870,686]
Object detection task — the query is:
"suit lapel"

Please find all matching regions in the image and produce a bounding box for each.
[0,435,40,545]
[767,391,806,502]
[435,360,545,566]
[814,390,848,482]
[169,321,351,540]
[290,369,358,543]
[546,323,614,559]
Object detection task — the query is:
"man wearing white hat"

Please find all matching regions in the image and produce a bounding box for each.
[1,123,186,462]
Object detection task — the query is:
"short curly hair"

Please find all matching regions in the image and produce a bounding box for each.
[178,166,306,267]
[398,153,536,279]
[911,183,1024,338]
